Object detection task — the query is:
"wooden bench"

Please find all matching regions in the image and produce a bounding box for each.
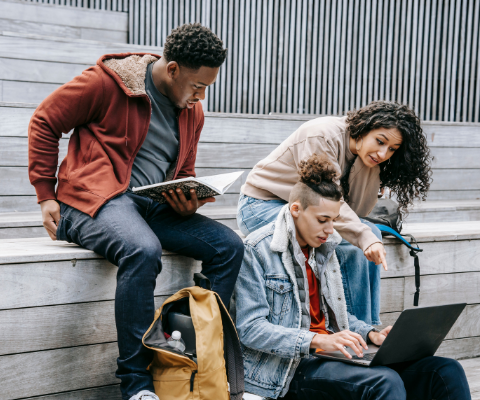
[1,220,480,398]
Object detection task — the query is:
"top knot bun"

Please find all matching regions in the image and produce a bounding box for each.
[298,153,339,186]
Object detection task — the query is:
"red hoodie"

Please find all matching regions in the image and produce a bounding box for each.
[28,53,204,217]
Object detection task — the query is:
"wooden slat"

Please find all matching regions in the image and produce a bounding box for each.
[0,296,169,355]
[383,239,480,278]
[430,169,480,191]
[460,358,480,399]
[377,304,480,341]
[23,385,121,400]
[0,225,47,239]
[426,190,480,201]
[0,0,128,31]
[0,167,34,196]
[0,342,119,399]
[0,166,247,197]
[0,256,199,309]
[0,137,68,167]
[379,277,404,313]
[430,147,480,169]
[0,196,39,212]
[2,137,478,192]
[22,385,121,400]
[0,106,35,137]
[1,80,62,104]
[403,272,480,309]
[0,57,88,85]
[79,27,128,43]
[0,18,82,39]
[3,104,479,145]
[436,336,480,360]
[0,32,161,65]
[195,143,276,168]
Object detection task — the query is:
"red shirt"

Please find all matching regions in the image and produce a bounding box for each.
[302,247,329,336]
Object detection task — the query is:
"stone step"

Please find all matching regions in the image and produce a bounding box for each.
[0,221,480,398]
[2,200,480,239]
[0,0,128,43]
[0,30,161,103]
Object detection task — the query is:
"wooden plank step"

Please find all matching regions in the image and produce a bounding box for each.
[0,31,160,66]
[0,206,238,239]
[0,222,479,397]
[2,200,480,239]
[0,0,128,32]
[460,358,480,400]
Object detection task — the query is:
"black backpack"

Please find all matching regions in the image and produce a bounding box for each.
[364,199,423,306]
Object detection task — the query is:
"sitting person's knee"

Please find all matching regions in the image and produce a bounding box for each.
[126,240,163,276]
[373,368,407,400]
[222,229,245,262]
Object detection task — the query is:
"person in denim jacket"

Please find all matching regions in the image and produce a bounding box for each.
[234,154,470,400]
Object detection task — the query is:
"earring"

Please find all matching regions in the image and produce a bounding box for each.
[355,138,363,152]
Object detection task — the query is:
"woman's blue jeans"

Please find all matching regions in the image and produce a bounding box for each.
[237,194,382,325]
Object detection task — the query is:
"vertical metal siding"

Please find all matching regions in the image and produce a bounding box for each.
[24,0,480,122]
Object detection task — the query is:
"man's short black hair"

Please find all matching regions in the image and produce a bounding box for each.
[163,23,227,69]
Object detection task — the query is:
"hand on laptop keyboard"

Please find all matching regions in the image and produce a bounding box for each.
[351,353,376,361]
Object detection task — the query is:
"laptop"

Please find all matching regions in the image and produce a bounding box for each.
[313,303,466,367]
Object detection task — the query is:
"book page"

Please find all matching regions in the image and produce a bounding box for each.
[197,171,244,194]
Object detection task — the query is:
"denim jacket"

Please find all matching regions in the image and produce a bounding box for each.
[234,205,374,399]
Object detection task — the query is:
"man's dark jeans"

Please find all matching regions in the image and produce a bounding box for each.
[56,192,244,400]
[283,355,471,400]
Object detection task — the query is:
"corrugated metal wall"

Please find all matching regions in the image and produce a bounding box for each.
[128,0,480,122]
[22,0,128,11]
[23,0,480,121]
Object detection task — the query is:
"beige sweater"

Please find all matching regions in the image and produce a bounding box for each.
[242,116,382,252]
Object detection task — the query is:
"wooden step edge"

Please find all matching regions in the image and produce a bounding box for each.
[0,30,162,50]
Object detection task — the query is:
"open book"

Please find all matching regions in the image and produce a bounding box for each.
[132,171,244,204]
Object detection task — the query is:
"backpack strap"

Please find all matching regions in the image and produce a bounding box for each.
[375,224,422,307]
[193,272,212,290]
[217,297,245,400]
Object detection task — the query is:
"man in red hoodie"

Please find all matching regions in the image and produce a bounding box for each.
[28,23,244,400]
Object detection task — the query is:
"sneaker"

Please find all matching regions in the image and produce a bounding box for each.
[129,390,160,400]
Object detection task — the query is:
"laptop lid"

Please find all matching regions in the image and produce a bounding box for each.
[369,303,466,366]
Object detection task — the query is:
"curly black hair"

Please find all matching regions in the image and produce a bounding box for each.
[163,23,227,69]
[341,101,433,213]
[290,154,343,209]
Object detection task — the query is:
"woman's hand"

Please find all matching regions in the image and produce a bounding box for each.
[368,326,392,346]
[364,242,388,270]
[310,330,368,359]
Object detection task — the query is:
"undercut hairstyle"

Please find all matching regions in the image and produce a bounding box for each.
[342,101,432,213]
[289,154,343,210]
[163,23,227,69]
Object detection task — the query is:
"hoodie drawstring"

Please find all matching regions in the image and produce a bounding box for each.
[125,97,129,147]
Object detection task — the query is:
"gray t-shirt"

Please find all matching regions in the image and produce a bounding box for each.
[130,62,179,189]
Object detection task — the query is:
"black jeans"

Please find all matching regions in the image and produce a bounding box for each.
[283,355,471,400]
[56,192,244,400]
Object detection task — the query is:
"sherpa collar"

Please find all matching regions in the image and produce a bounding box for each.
[270,204,342,255]
[103,54,159,96]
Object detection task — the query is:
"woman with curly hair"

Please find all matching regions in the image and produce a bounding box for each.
[237,101,432,325]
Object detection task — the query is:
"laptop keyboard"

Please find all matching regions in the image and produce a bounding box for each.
[351,353,376,361]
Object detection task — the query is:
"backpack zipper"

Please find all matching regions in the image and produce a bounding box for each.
[190,370,198,392]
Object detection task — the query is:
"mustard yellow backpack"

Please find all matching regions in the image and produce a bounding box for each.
[142,274,244,400]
